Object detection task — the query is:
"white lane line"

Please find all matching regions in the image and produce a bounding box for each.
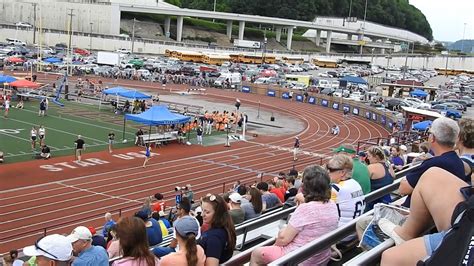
[57,182,142,204]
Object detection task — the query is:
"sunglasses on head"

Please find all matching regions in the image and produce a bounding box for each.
[35,236,58,259]
[204,193,217,201]
[326,166,343,173]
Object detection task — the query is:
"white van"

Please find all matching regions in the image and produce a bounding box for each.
[6,38,26,46]
[214,72,242,88]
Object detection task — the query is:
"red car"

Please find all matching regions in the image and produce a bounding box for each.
[73,48,90,56]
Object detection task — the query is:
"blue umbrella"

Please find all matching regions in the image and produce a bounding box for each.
[410,89,428,97]
[0,75,17,83]
[412,120,432,131]
[43,57,62,63]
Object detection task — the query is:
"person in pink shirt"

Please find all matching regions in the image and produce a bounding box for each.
[160,216,206,266]
[112,217,160,266]
[250,165,339,265]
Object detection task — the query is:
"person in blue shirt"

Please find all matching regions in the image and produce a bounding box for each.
[135,209,163,246]
[67,226,109,266]
[102,212,116,237]
[390,145,405,171]
[399,117,467,208]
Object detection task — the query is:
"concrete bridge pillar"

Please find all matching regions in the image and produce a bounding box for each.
[287,26,294,50]
[315,29,321,46]
[347,34,352,40]
[226,21,233,40]
[275,26,282,42]
[164,17,171,37]
[326,30,332,53]
[176,16,183,42]
[238,21,245,40]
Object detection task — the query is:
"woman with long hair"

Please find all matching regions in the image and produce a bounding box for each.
[112,216,160,266]
[366,146,395,209]
[161,216,206,266]
[198,194,236,265]
[241,187,263,220]
[250,165,338,265]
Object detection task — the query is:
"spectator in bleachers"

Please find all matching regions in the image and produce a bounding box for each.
[457,118,474,183]
[198,194,236,265]
[112,217,160,266]
[358,151,369,165]
[288,169,302,190]
[284,175,298,203]
[183,184,194,203]
[269,180,285,203]
[102,212,116,237]
[250,165,339,265]
[228,193,245,225]
[334,144,371,195]
[2,250,23,266]
[366,146,395,210]
[257,182,282,211]
[67,226,109,266]
[390,144,405,171]
[194,206,204,226]
[23,234,73,266]
[412,141,433,163]
[156,210,172,230]
[399,117,466,208]
[88,226,106,249]
[241,187,263,221]
[134,209,163,246]
[379,167,469,265]
[327,154,365,239]
[151,193,166,214]
[161,216,206,266]
[399,144,408,165]
[106,225,121,259]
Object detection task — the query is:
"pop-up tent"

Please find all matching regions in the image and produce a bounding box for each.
[412,120,432,131]
[9,79,40,88]
[101,87,151,109]
[339,76,368,84]
[0,75,17,83]
[125,105,190,125]
[122,105,191,140]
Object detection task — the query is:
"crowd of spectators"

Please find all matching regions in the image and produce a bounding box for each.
[7,117,472,266]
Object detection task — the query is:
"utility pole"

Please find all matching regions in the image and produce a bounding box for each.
[131,18,137,54]
[89,22,93,52]
[31,3,37,44]
[67,9,74,76]
[461,23,467,53]
[359,0,368,55]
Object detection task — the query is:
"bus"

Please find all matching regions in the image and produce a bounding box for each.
[237,54,276,64]
[312,58,339,68]
[338,58,371,66]
[285,74,311,86]
[282,56,304,65]
[202,54,231,66]
[164,49,173,57]
[178,51,204,63]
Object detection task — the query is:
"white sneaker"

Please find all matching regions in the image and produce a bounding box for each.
[378,218,405,245]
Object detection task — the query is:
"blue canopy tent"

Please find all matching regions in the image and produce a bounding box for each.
[0,75,17,83]
[410,89,428,97]
[123,105,191,140]
[412,120,432,131]
[339,76,368,84]
[101,87,151,110]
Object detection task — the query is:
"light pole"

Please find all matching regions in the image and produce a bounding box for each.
[89,22,93,52]
[461,23,467,53]
[31,3,37,44]
[359,0,368,55]
[212,0,217,22]
[131,18,138,54]
[262,28,267,65]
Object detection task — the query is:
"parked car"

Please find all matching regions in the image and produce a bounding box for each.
[6,38,26,46]
[431,104,462,119]
[404,97,431,109]
[444,99,468,110]
[116,48,131,55]
[73,48,90,56]
[385,98,411,111]
[15,22,33,28]
[460,96,472,107]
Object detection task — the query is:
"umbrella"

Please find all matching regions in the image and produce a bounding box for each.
[7,57,25,63]
[8,79,40,88]
[0,75,17,83]
[44,57,62,63]
[410,89,428,97]
[412,120,432,131]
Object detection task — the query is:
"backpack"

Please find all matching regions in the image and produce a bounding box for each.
[417,186,474,266]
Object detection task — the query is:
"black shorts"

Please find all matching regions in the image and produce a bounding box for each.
[39,135,45,139]
[31,136,37,141]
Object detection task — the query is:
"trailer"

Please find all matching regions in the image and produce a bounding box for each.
[233,40,261,49]
[97,51,120,66]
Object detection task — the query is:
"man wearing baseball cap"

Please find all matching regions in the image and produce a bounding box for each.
[67,226,109,266]
[228,193,245,225]
[23,234,73,265]
[333,143,371,195]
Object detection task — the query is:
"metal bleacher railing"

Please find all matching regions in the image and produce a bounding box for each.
[224,165,416,266]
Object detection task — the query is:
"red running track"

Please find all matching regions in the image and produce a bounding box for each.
[0,80,390,253]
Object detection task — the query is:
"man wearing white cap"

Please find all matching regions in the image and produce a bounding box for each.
[228,193,245,224]
[23,234,73,265]
[67,226,109,266]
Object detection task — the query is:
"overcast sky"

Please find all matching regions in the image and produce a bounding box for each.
[410,0,474,42]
